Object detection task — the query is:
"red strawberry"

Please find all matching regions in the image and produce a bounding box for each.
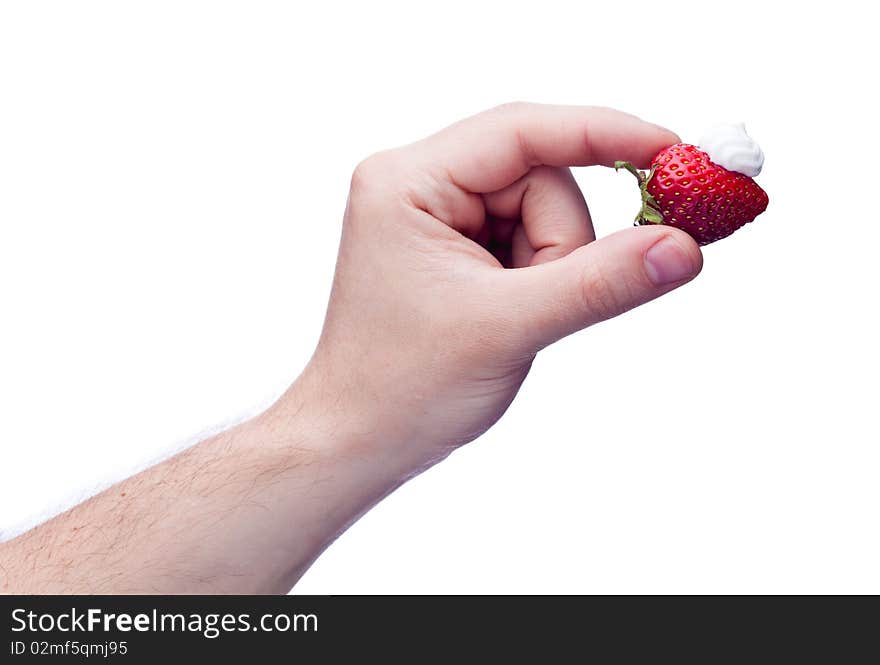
[615,144,768,245]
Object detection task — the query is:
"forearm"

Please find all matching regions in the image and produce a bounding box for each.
[0,367,405,594]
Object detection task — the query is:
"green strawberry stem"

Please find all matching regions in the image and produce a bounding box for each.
[614,161,664,225]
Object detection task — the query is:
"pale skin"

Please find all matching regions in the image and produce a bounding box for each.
[0,103,702,594]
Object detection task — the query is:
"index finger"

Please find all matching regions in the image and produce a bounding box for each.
[418,102,680,193]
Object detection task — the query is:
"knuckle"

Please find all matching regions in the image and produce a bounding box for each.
[527,164,555,181]
[527,164,569,189]
[580,263,629,322]
[492,100,532,116]
[350,150,398,193]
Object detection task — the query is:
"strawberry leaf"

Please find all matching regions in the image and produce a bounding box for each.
[617,161,665,225]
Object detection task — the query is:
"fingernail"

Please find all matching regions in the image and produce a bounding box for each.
[644,236,696,285]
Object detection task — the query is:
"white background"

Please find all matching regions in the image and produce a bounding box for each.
[1,1,877,593]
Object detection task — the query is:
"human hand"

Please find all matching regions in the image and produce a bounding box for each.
[0,104,704,594]
[292,103,703,479]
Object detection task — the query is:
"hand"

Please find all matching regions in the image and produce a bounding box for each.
[292,103,703,478]
[0,104,704,594]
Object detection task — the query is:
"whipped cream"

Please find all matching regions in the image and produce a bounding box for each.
[698,123,764,177]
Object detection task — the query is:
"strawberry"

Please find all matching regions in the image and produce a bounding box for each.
[615,144,769,245]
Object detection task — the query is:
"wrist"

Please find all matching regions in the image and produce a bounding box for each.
[272,353,445,476]
[246,356,427,551]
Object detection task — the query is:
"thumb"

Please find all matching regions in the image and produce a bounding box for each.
[500,226,703,352]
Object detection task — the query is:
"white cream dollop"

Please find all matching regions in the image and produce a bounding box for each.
[698,123,764,177]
